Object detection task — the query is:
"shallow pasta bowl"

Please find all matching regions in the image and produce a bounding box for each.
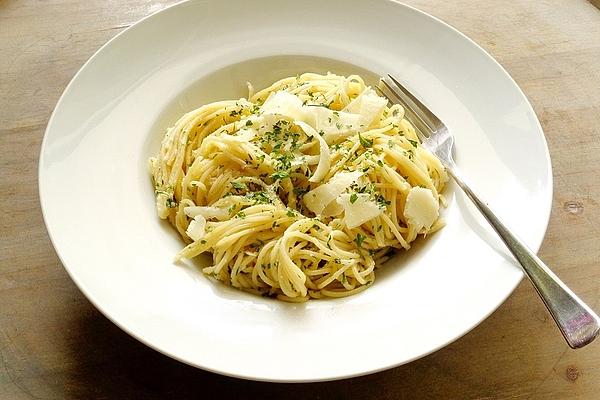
[39,0,552,382]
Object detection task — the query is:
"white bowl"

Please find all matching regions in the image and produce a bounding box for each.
[39,0,552,382]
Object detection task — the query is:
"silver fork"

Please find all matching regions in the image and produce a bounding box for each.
[378,74,599,349]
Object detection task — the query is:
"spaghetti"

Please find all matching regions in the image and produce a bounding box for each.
[150,72,447,302]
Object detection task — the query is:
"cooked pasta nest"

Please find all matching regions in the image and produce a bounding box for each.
[150,72,447,302]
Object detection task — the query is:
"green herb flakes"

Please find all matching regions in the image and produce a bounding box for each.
[359,133,373,148]
[355,233,366,248]
[270,170,289,181]
[231,181,246,190]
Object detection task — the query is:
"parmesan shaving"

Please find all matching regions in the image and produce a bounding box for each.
[294,120,331,183]
[303,171,363,215]
[186,215,206,241]
[403,187,439,231]
[338,193,383,228]
[344,88,388,129]
[184,206,228,220]
[260,91,305,121]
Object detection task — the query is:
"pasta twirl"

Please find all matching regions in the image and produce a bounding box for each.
[149,72,447,302]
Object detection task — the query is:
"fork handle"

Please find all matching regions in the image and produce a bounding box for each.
[448,167,600,348]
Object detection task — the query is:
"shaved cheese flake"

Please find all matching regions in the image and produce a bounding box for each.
[303,170,363,215]
[260,113,287,131]
[260,91,306,121]
[302,155,320,165]
[337,193,383,229]
[344,88,387,129]
[294,120,331,183]
[403,187,439,231]
[308,107,362,143]
[186,215,206,241]
[232,127,256,141]
[259,91,381,145]
[321,200,344,217]
[184,206,228,220]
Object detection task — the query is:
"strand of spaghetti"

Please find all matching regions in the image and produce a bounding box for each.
[321,284,369,298]
[382,147,439,196]
[316,262,354,289]
[380,213,410,249]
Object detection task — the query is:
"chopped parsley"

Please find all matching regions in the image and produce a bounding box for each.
[359,133,373,148]
[407,139,418,148]
[231,181,246,190]
[354,233,366,248]
[270,170,289,181]
[166,197,177,208]
[350,193,358,204]
[236,211,246,219]
[353,182,376,195]
[246,191,271,204]
[374,193,391,208]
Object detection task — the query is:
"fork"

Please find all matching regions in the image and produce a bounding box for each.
[378,74,599,349]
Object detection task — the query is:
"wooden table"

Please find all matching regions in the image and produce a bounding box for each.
[1,1,600,398]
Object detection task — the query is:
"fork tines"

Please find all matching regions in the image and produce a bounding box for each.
[376,75,442,140]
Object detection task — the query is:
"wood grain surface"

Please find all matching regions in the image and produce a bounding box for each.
[1,0,600,399]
